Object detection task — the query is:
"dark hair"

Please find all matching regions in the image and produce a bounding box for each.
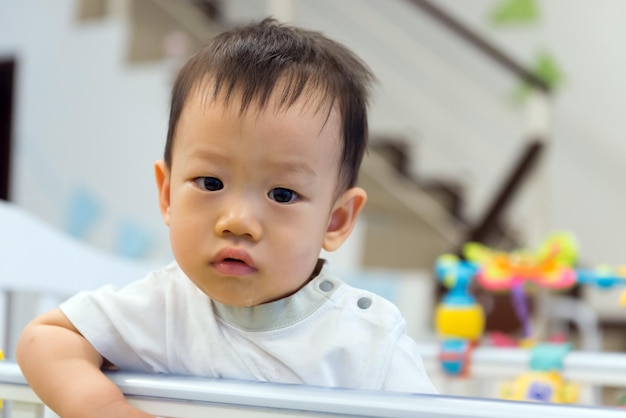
[164,18,375,190]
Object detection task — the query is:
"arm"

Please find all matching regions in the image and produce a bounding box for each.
[16,308,153,418]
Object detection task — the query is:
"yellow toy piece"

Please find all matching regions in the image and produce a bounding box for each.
[434,253,485,341]
[518,338,538,350]
[500,370,579,403]
[435,303,484,341]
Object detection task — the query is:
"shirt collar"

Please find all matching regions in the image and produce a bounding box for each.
[211,261,342,332]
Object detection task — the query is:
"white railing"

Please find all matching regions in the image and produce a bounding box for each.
[419,344,626,387]
[4,345,626,418]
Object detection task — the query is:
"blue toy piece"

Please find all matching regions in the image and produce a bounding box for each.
[576,266,626,288]
[439,339,473,375]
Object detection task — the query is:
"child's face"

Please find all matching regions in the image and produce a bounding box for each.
[155,88,366,306]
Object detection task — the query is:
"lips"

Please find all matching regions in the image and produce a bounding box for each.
[211,248,257,276]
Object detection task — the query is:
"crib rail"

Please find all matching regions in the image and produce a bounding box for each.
[3,352,626,418]
[419,344,626,387]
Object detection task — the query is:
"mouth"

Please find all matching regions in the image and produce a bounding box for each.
[223,257,248,266]
[211,249,257,276]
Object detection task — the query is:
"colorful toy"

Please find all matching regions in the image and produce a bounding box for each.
[434,254,484,376]
[433,230,626,400]
[464,231,578,339]
[500,343,579,404]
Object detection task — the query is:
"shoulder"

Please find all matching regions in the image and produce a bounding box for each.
[322,273,437,393]
[316,269,407,335]
[305,269,430,390]
[339,282,404,321]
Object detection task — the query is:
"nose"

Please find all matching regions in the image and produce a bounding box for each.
[214,194,262,241]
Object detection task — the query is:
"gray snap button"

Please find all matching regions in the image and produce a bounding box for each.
[319,280,334,292]
[357,297,372,309]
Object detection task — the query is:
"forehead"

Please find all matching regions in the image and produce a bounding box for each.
[174,83,343,159]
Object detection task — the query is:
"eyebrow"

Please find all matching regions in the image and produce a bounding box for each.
[188,149,318,177]
[187,149,232,164]
[265,160,318,178]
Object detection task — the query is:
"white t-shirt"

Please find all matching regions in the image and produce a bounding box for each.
[60,262,436,394]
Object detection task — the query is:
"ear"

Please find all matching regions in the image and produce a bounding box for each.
[323,187,367,252]
[154,160,171,226]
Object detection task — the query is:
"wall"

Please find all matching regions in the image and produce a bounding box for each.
[0,0,172,263]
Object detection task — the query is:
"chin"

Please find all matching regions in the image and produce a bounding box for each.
[209,292,258,307]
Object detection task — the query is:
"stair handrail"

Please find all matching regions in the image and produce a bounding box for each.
[404,0,550,92]
[404,0,552,248]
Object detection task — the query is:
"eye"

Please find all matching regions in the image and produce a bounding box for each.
[268,187,298,204]
[195,177,224,191]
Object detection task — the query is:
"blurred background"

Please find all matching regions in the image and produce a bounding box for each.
[1,0,626,358]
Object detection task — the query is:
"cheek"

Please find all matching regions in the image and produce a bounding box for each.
[168,222,191,264]
[272,214,329,264]
[270,241,321,292]
[168,209,206,260]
